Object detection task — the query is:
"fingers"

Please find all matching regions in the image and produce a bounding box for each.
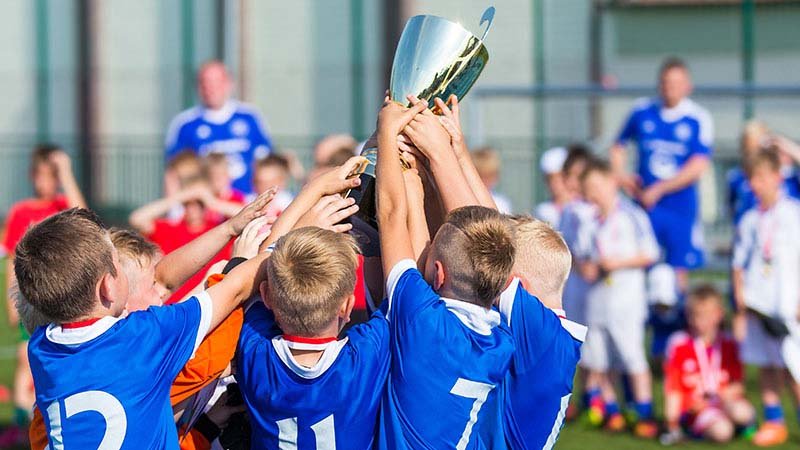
[434,98,452,118]
[322,195,356,217]
[406,95,435,117]
[339,156,369,178]
[329,222,354,233]
[328,202,359,225]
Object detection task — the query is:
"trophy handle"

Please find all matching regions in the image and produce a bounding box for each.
[479,6,496,42]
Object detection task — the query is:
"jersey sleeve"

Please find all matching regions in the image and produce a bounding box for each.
[138,292,213,380]
[731,213,755,269]
[497,279,564,368]
[238,300,281,352]
[2,205,22,255]
[347,310,390,355]
[385,259,439,323]
[689,109,714,157]
[616,108,639,145]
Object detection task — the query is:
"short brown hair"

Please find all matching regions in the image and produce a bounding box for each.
[30,143,60,173]
[266,227,359,336]
[507,215,571,301]
[14,208,117,322]
[432,206,516,308]
[471,147,501,178]
[745,148,781,177]
[167,150,204,187]
[579,158,612,183]
[325,147,357,168]
[256,154,290,172]
[110,228,160,269]
[660,56,688,76]
[686,284,722,312]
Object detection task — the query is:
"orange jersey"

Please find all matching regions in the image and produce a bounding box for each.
[30,301,242,449]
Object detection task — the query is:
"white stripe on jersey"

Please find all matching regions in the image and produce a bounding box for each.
[542,394,571,450]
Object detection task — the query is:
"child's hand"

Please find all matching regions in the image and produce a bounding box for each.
[232,216,271,259]
[294,195,359,233]
[49,151,73,179]
[434,95,468,156]
[226,188,277,236]
[377,96,427,139]
[306,156,366,197]
[403,96,452,162]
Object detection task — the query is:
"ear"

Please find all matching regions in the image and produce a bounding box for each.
[434,260,446,291]
[259,280,272,309]
[98,272,116,311]
[338,294,356,324]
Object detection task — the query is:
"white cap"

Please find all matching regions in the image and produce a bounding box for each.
[540,147,568,175]
[648,263,678,307]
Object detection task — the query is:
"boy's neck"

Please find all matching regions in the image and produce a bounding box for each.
[598,195,618,217]
[694,329,718,346]
[286,323,341,368]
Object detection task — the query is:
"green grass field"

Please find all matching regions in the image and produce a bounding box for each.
[0,261,797,449]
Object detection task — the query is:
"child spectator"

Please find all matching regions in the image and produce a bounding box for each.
[471,146,513,213]
[732,149,800,446]
[203,153,247,223]
[165,150,205,198]
[498,216,586,449]
[129,181,240,303]
[534,146,569,228]
[2,144,85,435]
[661,285,755,445]
[251,154,294,216]
[376,99,516,448]
[17,207,270,448]
[578,159,659,438]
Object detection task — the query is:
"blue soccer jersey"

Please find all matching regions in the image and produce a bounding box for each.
[497,279,586,450]
[165,100,272,194]
[378,260,515,450]
[237,301,390,450]
[29,293,213,450]
[617,97,713,216]
[727,166,800,225]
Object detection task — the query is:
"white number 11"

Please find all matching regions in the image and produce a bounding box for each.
[450,378,495,450]
[276,414,336,450]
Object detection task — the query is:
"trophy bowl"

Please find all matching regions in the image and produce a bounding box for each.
[390,14,489,108]
[346,9,494,234]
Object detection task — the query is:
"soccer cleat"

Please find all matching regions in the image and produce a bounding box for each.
[604,413,627,433]
[752,422,789,447]
[586,405,605,427]
[634,420,659,439]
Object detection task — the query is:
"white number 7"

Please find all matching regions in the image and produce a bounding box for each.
[450,378,495,450]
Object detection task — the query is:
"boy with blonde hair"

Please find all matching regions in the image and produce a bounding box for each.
[471,146,512,213]
[732,149,800,446]
[375,99,516,449]
[498,216,587,449]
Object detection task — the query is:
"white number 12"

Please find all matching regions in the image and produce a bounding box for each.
[450,378,495,450]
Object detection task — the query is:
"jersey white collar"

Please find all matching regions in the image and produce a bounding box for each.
[440,297,501,336]
[660,98,692,123]
[45,316,123,346]
[271,336,349,379]
[203,100,237,124]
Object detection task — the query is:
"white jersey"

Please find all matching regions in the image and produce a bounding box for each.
[583,197,659,326]
[733,196,800,320]
[559,200,597,324]
[534,201,562,229]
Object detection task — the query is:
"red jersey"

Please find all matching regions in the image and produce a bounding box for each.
[664,331,743,414]
[3,196,69,255]
[147,219,232,304]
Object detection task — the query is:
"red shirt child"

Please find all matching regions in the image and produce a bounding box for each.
[3,196,69,256]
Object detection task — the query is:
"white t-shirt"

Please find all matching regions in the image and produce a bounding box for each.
[583,197,659,326]
[534,201,561,229]
[559,200,597,324]
[733,196,800,320]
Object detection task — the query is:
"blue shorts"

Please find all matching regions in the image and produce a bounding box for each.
[648,206,705,270]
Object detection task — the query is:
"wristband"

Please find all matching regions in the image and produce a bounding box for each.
[264,242,277,253]
[223,257,248,274]
[194,413,221,443]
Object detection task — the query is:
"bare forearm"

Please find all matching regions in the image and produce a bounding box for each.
[259,188,319,251]
[156,222,235,292]
[428,153,479,212]
[603,254,655,271]
[732,268,746,311]
[652,156,709,195]
[5,259,18,325]
[206,251,270,330]
[454,145,496,209]
[377,132,412,275]
[610,145,627,178]
[60,170,87,209]
[207,199,242,218]
[405,184,430,261]
[129,196,179,234]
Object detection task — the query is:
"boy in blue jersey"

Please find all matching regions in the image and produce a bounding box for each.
[610,57,713,292]
[237,226,389,450]
[16,207,273,450]
[497,216,586,450]
[375,98,516,449]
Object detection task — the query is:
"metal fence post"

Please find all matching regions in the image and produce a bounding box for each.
[181,0,195,109]
[350,0,366,140]
[532,0,546,204]
[35,0,50,142]
[742,0,755,120]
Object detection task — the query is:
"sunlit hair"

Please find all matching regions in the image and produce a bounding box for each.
[506,215,571,301]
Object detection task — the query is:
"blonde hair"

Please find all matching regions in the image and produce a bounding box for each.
[432,206,516,308]
[266,227,359,336]
[471,147,501,179]
[507,215,571,301]
[110,228,160,269]
[686,284,723,312]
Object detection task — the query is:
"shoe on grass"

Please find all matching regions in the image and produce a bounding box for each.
[752,422,788,447]
[604,413,627,433]
[634,420,659,439]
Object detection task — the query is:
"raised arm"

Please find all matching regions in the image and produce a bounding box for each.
[377,99,428,277]
[403,167,431,263]
[155,189,276,293]
[403,96,478,212]
[639,155,709,209]
[50,151,87,209]
[204,249,271,331]
[129,185,209,235]
[434,96,497,209]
